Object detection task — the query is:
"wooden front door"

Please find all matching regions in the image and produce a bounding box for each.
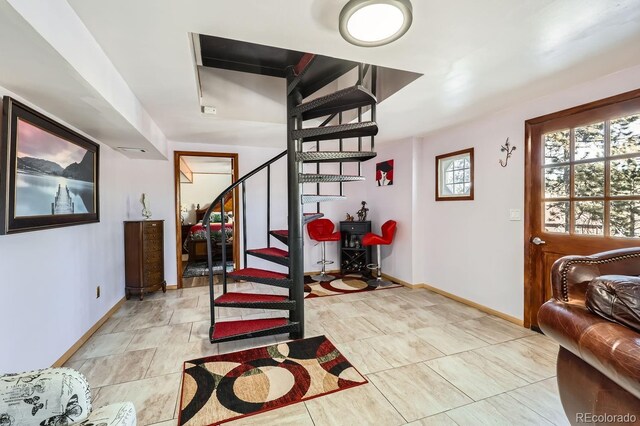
[524,89,640,329]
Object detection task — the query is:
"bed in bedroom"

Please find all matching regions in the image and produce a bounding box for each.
[184,216,234,262]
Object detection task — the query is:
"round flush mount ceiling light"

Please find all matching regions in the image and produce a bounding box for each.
[339,0,413,47]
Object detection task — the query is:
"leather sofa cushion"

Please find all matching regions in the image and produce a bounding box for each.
[586,275,640,333]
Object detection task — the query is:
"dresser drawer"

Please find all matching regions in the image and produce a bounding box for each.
[340,222,370,234]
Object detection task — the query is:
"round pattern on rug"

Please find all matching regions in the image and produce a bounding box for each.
[179,336,368,426]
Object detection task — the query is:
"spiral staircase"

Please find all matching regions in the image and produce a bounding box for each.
[202,52,379,343]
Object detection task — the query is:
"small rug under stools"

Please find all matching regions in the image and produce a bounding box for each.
[178,335,367,425]
[304,273,402,298]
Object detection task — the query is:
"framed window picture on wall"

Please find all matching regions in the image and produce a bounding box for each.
[436,148,474,201]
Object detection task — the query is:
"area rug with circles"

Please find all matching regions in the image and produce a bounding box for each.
[178,335,367,425]
[304,273,402,298]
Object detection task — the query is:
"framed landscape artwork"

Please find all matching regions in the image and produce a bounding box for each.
[0,97,100,234]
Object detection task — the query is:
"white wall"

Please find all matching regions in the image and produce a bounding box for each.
[0,88,135,372]
[180,173,232,224]
[416,64,640,320]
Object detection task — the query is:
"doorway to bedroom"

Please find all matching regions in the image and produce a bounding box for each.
[174,151,239,289]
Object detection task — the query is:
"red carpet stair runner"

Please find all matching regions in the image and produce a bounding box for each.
[203,52,379,344]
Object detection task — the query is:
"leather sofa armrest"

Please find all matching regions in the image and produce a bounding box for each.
[551,247,640,305]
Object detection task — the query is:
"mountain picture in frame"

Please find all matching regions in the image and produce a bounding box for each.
[1,97,100,234]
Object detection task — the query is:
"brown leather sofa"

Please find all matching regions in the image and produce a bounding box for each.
[538,248,640,421]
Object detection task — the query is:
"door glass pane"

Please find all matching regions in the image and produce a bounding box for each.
[610,157,640,196]
[574,162,605,197]
[611,113,640,156]
[544,130,570,164]
[544,166,570,198]
[575,122,605,160]
[544,202,569,233]
[610,201,640,238]
[574,201,604,235]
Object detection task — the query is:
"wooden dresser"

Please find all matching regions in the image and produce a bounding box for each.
[124,220,166,300]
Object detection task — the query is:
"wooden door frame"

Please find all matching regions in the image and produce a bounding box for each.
[174,151,240,289]
[524,88,640,328]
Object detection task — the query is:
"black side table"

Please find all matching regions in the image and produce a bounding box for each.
[339,221,372,275]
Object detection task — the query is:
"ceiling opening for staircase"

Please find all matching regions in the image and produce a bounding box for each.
[191,34,421,125]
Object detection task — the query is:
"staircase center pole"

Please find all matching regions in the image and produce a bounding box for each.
[287,74,304,340]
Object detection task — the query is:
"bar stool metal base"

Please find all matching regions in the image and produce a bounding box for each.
[366,244,392,287]
[311,241,335,282]
[367,278,392,287]
[312,273,335,282]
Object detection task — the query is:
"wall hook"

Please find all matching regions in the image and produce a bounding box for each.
[499,138,516,168]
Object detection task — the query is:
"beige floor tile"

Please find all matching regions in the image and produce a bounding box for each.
[412,322,489,355]
[394,308,450,329]
[446,393,554,425]
[320,317,382,344]
[473,337,557,383]
[361,312,413,333]
[424,303,487,323]
[170,306,210,324]
[328,300,379,318]
[369,363,472,421]
[407,413,458,425]
[508,377,569,426]
[146,340,217,377]
[70,331,136,361]
[395,289,452,306]
[190,320,210,342]
[460,316,536,344]
[226,402,313,425]
[63,359,86,371]
[78,349,155,388]
[147,420,177,426]
[336,339,393,375]
[305,383,405,426]
[425,351,528,401]
[364,331,444,367]
[363,294,418,313]
[113,309,174,333]
[94,316,122,336]
[93,373,181,426]
[217,335,278,354]
[126,323,192,351]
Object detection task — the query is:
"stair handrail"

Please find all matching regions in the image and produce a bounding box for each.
[203,149,287,323]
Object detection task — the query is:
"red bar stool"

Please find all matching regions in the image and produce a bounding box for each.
[362,220,397,287]
[307,219,341,282]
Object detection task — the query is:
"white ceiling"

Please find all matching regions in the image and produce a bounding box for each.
[9,0,640,151]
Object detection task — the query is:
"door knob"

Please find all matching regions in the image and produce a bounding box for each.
[531,237,546,245]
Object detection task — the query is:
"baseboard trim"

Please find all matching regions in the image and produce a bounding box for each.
[166,284,178,290]
[381,273,523,326]
[52,297,126,368]
[303,269,341,275]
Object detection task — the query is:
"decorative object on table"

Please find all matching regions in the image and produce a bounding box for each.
[345,212,354,221]
[0,97,99,234]
[124,220,166,300]
[178,335,366,426]
[376,159,394,186]
[499,137,516,167]
[435,147,474,201]
[0,368,136,426]
[141,193,152,220]
[356,200,369,221]
[340,221,372,275]
[363,220,398,287]
[304,273,401,298]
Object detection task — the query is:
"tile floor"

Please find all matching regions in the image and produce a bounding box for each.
[66,282,568,425]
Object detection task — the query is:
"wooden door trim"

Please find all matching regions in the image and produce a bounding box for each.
[174,151,240,289]
[524,88,640,328]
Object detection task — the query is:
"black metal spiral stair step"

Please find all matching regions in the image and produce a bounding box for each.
[292,121,378,142]
[228,268,292,288]
[299,174,365,183]
[288,55,358,98]
[269,230,289,245]
[291,85,376,120]
[210,318,300,343]
[213,292,296,310]
[302,194,346,204]
[246,247,289,266]
[297,151,377,163]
